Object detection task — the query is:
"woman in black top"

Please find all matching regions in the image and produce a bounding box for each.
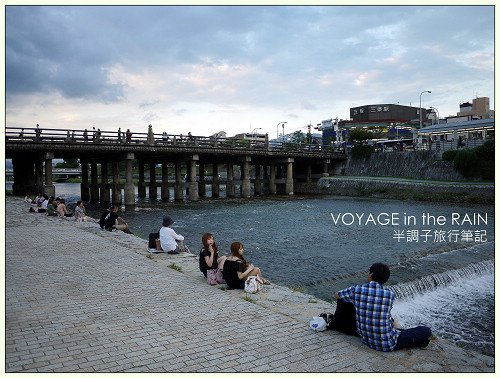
[222,241,270,289]
[199,233,221,278]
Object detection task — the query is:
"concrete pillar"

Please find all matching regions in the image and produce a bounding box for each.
[189,155,199,201]
[323,159,330,177]
[138,161,146,198]
[11,155,36,196]
[254,164,262,196]
[80,159,90,201]
[285,160,294,195]
[226,164,235,198]
[112,162,122,205]
[161,161,169,201]
[306,164,312,183]
[124,153,135,206]
[241,157,251,198]
[262,165,270,194]
[212,163,220,198]
[198,162,206,197]
[35,160,44,194]
[100,161,110,204]
[43,152,55,197]
[269,163,277,195]
[149,162,157,199]
[174,162,184,201]
[90,163,99,202]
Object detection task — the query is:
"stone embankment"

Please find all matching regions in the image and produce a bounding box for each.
[316,176,495,204]
[5,196,494,372]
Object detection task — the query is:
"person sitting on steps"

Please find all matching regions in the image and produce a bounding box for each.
[332,262,432,352]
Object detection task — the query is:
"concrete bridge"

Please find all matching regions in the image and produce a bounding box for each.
[6,127,347,205]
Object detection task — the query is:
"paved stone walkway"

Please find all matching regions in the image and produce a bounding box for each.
[5,197,494,372]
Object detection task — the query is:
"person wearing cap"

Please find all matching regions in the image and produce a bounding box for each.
[158,216,184,254]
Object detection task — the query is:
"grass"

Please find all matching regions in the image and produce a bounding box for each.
[243,295,257,304]
[167,263,182,272]
[292,286,306,293]
[146,254,154,260]
[308,299,317,304]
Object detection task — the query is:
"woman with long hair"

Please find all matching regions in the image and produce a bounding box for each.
[222,241,269,289]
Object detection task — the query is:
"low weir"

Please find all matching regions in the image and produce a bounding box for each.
[6,127,347,205]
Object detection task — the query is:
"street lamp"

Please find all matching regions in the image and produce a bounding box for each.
[251,127,262,139]
[419,90,431,129]
[430,107,439,124]
[276,121,287,139]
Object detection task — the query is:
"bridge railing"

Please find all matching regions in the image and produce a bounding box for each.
[5,127,344,154]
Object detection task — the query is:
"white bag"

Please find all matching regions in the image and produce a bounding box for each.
[244,275,263,294]
[309,316,327,332]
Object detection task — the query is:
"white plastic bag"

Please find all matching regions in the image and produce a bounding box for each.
[244,275,263,294]
[309,316,327,332]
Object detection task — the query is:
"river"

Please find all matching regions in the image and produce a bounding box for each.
[12,182,495,356]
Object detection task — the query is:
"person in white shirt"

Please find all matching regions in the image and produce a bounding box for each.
[159,216,184,254]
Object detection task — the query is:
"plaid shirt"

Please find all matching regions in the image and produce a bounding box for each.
[337,281,400,352]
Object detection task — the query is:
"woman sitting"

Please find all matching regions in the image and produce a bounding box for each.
[222,241,270,289]
[199,233,226,284]
[158,216,184,254]
[56,198,73,217]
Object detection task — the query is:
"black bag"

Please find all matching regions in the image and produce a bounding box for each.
[148,232,159,249]
[321,300,359,337]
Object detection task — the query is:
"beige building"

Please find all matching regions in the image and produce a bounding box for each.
[456,96,494,119]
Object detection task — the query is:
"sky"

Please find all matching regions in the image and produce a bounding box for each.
[5,5,494,138]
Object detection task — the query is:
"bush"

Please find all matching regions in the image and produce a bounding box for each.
[351,144,373,159]
[474,140,494,161]
[442,150,458,161]
[479,160,495,180]
[453,149,479,178]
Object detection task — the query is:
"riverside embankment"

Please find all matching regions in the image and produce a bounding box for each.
[5,196,494,372]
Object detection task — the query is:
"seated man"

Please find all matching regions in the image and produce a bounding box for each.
[333,262,432,352]
[99,204,130,233]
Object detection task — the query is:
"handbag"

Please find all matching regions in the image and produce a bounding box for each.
[207,268,225,285]
[244,275,263,294]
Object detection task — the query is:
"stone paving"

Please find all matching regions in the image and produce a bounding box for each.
[5,196,495,372]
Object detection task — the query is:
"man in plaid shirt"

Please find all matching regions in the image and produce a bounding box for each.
[335,263,432,352]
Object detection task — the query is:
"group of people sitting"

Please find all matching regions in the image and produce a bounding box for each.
[151,216,270,289]
[28,193,89,220]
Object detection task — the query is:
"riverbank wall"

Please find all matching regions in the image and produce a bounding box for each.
[309,177,495,204]
[343,150,465,181]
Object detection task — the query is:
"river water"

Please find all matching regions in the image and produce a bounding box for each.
[14,182,495,356]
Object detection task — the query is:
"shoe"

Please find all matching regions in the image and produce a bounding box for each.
[167,251,180,255]
[262,279,271,285]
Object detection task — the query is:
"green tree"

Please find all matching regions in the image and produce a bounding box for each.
[55,158,79,168]
[291,130,307,144]
[347,128,373,143]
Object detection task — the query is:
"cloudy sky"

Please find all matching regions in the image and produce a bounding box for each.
[6,5,494,138]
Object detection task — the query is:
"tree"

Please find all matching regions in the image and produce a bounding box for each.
[55,158,79,168]
[347,128,373,143]
[291,130,307,144]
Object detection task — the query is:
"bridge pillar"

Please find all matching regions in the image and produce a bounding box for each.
[323,159,330,177]
[285,159,294,195]
[226,164,235,198]
[174,162,183,201]
[43,152,55,197]
[80,159,90,201]
[35,159,43,194]
[212,164,220,198]
[306,164,312,183]
[149,162,157,199]
[198,162,206,197]
[254,164,262,196]
[100,162,110,204]
[269,163,277,195]
[161,161,169,201]
[138,161,146,198]
[112,162,122,205]
[241,157,251,198]
[11,155,36,196]
[124,153,135,206]
[90,163,99,202]
[188,155,199,201]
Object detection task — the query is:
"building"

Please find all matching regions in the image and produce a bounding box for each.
[350,104,423,124]
[230,132,268,143]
